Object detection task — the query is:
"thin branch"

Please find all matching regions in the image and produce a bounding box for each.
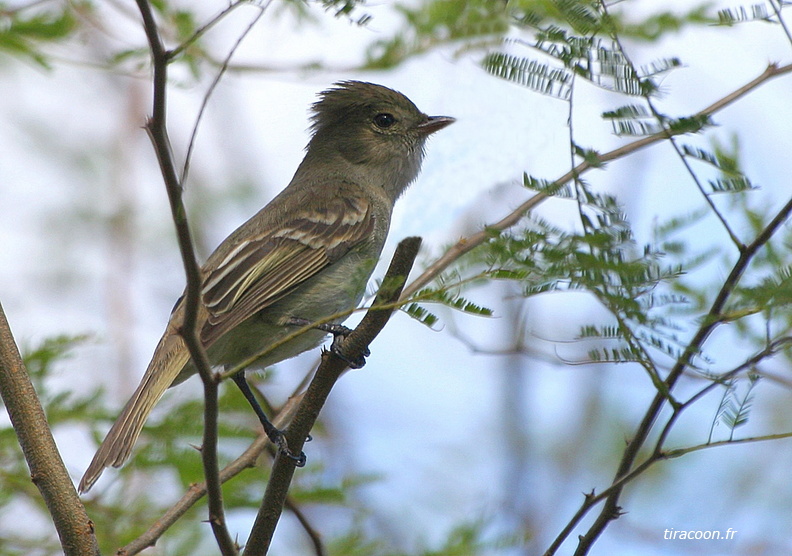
[181,2,270,184]
[400,61,792,300]
[241,237,423,555]
[664,431,792,458]
[655,336,792,451]
[665,130,744,248]
[544,335,792,555]
[168,1,251,61]
[569,184,792,554]
[0,303,100,556]
[284,496,327,556]
[122,237,421,555]
[614,20,743,250]
[770,1,792,47]
[570,25,792,553]
[132,0,235,552]
[118,393,303,555]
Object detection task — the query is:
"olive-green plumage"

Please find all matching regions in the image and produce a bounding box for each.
[78,81,454,493]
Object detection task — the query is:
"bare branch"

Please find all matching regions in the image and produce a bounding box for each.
[0,303,99,555]
[242,236,423,555]
[133,0,234,552]
[119,394,303,555]
[182,2,270,184]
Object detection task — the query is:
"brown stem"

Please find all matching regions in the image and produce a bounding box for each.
[118,393,304,555]
[241,236,423,555]
[0,303,99,555]
[133,0,235,552]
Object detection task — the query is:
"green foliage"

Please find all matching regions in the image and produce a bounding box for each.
[481,1,707,100]
[4,1,792,554]
[601,106,712,137]
[471,179,699,375]
[403,301,440,328]
[721,373,759,436]
[366,0,511,69]
[716,4,774,26]
[522,173,573,196]
[3,336,393,552]
[608,5,713,40]
[484,51,573,98]
[709,373,761,442]
[0,2,78,67]
[320,0,374,25]
[404,283,493,330]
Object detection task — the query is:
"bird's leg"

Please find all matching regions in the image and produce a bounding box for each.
[285,317,369,369]
[231,371,306,467]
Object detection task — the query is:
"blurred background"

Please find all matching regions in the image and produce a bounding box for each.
[1,1,791,554]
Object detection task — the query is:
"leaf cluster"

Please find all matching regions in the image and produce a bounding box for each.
[0,1,79,67]
[479,1,712,100]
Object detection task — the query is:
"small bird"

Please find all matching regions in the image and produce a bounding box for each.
[78,81,454,493]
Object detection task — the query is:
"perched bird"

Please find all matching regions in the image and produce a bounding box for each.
[78,81,454,493]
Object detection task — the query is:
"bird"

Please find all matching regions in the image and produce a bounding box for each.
[78,81,454,493]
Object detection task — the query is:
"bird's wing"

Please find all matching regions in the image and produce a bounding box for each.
[199,195,375,346]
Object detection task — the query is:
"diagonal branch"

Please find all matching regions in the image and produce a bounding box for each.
[0,303,100,555]
[118,393,303,555]
[241,236,423,555]
[571,195,792,555]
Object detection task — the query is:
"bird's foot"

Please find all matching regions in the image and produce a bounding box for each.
[286,318,369,368]
[268,428,307,467]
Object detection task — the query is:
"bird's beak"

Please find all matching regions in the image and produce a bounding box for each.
[417,115,456,135]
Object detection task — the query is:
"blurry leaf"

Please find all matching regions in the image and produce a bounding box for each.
[483,51,572,98]
[717,4,773,26]
[367,0,510,68]
[403,302,439,328]
[0,7,77,67]
[708,176,756,194]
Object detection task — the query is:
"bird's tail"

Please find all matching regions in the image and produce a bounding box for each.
[78,332,190,493]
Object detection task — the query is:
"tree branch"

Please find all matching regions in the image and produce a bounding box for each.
[242,236,423,555]
[0,303,99,555]
[118,393,303,555]
[544,335,792,555]
[133,0,234,552]
[571,194,792,555]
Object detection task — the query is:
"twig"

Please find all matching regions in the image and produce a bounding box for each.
[181,2,270,185]
[118,393,304,555]
[133,0,235,553]
[241,237,423,555]
[0,303,100,555]
[284,496,327,556]
[568,191,792,553]
[544,335,792,555]
[168,1,251,61]
[570,191,792,555]
[770,1,792,47]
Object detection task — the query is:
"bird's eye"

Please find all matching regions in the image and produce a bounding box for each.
[373,113,396,128]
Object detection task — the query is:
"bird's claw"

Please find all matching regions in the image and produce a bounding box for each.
[329,333,369,369]
[270,429,306,467]
[287,317,369,368]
